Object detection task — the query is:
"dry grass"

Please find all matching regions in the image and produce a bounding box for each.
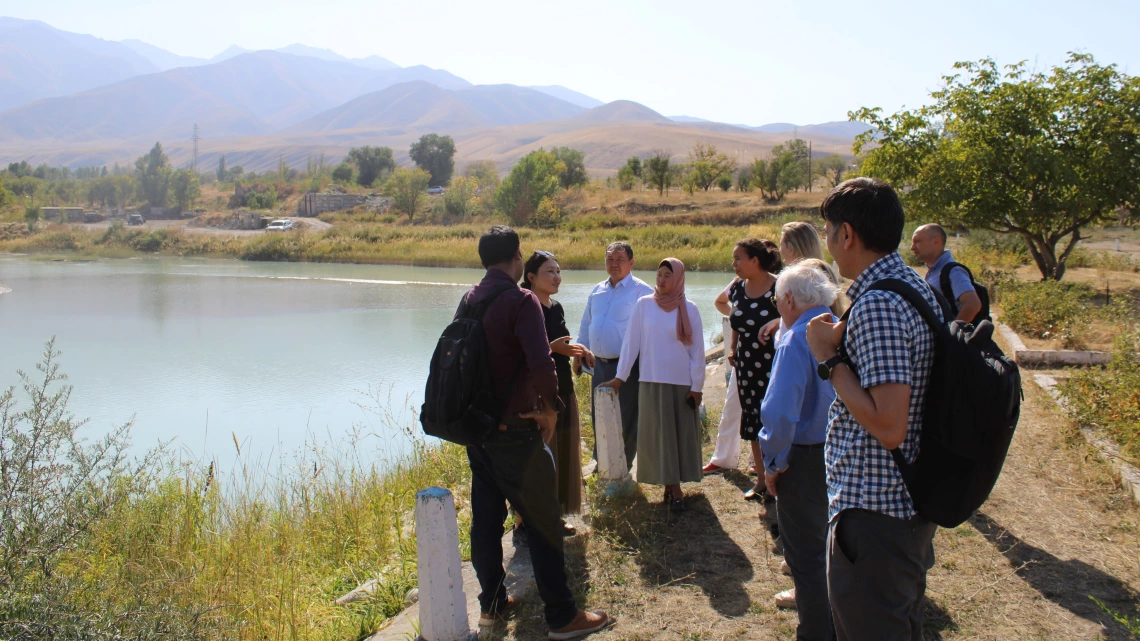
[489,358,1140,641]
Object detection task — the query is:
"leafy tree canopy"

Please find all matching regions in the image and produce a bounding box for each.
[384,167,431,220]
[854,53,1140,280]
[551,147,588,189]
[495,149,562,226]
[409,134,457,188]
[347,146,396,188]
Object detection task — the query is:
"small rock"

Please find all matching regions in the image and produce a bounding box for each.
[404,588,419,606]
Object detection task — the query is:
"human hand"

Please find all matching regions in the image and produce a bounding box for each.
[551,336,586,358]
[583,350,596,369]
[757,318,781,345]
[519,397,557,441]
[764,470,780,497]
[686,390,703,408]
[598,378,622,392]
[573,356,582,375]
[726,353,736,368]
[806,313,846,363]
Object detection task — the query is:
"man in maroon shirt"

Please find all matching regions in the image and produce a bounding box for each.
[466,226,612,639]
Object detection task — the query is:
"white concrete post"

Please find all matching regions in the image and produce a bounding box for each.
[415,487,471,641]
[594,387,630,482]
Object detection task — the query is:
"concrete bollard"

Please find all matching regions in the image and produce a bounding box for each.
[415,487,471,641]
[594,387,634,496]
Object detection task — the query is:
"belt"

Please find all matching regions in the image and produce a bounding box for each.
[596,357,620,364]
[792,443,825,450]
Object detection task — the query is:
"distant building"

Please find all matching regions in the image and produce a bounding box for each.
[41,207,84,222]
[297,192,366,217]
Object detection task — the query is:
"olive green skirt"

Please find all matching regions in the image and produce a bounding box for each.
[635,382,702,486]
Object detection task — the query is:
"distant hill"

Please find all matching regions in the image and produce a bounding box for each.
[0,51,472,143]
[287,81,585,134]
[797,121,873,138]
[669,115,710,123]
[276,44,399,70]
[0,17,158,111]
[528,85,603,109]
[121,39,209,71]
[210,45,249,63]
[572,100,669,123]
[752,122,798,133]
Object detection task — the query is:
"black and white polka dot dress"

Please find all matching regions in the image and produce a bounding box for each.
[727,278,778,441]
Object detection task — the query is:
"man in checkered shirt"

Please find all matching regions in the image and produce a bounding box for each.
[805,178,943,641]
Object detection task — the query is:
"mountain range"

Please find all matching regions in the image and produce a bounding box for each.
[0,16,871,173]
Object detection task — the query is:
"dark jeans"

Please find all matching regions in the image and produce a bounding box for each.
[827,508,937,641]
[776,445,834,641]
[467,426,577,629]
[590,358,639,469]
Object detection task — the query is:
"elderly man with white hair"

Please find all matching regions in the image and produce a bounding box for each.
[759,263,840,641]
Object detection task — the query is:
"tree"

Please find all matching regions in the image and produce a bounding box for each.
[645,151,673,196]
[347,146,396,187]
[616,165,638,190]
[463,160,500,190]
[443,176,478,218]
[854,53,1140,280]
[624,156,642,179]
[814,155,848,188]
[494,149,562,226]
[735,165,753,192]
[0,184,10,209]
[331,162,354,184]
[717,175,733,191]
[383,167,431,220]
[551,147,588,189]
[686,143,737,191]
[409,134,456,187]
[751,143,807,202]
[24,204,39,233]
[6,161,32,178]
[216,155,227,182]
[171,169,201,211]
[134,142,171,208]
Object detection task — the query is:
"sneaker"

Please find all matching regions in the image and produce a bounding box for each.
[479,594,519,627]
[779,560,791,576]
[774,588,797,609]
[548,609,614,640]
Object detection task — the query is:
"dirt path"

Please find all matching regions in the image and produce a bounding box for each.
[491,356,1140,639]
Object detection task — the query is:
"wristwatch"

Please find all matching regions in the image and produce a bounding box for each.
[817,354,846,381]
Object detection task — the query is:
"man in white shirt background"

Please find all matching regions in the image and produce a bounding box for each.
[576,241,654,469]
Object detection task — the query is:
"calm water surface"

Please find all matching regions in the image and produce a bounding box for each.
[0,256,733,464]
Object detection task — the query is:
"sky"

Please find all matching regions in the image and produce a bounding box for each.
[3,0,1138,125]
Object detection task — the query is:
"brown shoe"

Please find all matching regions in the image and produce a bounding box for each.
[478,594,519,627]
[548,609,614,640]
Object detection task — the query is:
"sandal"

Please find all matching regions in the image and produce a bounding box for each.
[669,496,685,512]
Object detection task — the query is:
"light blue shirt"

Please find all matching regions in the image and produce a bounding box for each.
[577,273,654,359]
[925,250,974,303]
[759,305,836,475]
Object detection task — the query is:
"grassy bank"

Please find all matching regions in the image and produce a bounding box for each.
[0,217,801,272]
[2,344,473,641]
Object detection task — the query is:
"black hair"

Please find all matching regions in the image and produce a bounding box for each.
[820,178,905,254]
[520,251,554,289]
[478,225,520,268]
[606,241,633,260]
[736,237,784,273]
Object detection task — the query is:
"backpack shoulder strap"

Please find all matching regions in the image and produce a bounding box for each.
[866,278,950,340]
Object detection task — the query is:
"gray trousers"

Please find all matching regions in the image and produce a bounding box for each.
[590,358,639,470]
[827,508,937,641]
[775,445,834,641]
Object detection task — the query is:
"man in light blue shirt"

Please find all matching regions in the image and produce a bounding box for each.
[911,224,982,323]
[760,263,838,641]
[576,241,653,468]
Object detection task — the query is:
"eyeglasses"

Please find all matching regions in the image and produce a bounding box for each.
[534,250,555,258]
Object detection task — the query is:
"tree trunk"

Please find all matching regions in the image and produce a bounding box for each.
[1019,229,1082,281]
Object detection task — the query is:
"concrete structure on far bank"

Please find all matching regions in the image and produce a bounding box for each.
[41,207,84,222]
[297,192,367,217]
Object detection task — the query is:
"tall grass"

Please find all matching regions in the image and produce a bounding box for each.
[1059,328,1140,464]
[1,344,471,640]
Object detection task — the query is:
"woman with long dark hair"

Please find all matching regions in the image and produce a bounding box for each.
[712,238,783,501]
[521,251,586,528]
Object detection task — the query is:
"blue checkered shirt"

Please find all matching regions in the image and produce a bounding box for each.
[825,252,943,522]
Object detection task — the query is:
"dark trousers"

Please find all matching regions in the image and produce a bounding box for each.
[776,445,834,641]
[590,358,639,469]
[467,427,577,629]
[827,508,937,641]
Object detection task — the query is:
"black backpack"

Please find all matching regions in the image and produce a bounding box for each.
[844,279,1022,528]
[420,283,517,446]
[938,262,991,325]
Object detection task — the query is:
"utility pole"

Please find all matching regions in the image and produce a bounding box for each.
[191,123,200,172]
[808,140,813,192]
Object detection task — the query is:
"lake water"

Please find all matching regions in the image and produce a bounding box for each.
[0,256,733,465]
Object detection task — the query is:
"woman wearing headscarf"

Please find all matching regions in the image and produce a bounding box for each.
[600,257,705,511]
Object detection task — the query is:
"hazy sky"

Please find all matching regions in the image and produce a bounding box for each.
[5,0,1138,125]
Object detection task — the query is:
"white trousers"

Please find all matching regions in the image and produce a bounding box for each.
[707,369,742,468]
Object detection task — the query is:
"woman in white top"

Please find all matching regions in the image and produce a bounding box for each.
[600,257,705,511]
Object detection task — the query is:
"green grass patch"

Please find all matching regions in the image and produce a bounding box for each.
[1059,328,1140,464]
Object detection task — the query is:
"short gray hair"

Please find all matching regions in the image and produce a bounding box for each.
[775,263,841,309]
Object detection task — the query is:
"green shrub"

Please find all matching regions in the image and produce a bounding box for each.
[998,280,1091,348]
[1068,248,1140,273]
[1059,328,1140,463]
[529,196,563,228]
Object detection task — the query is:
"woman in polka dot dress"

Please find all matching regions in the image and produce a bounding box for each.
[723,238,783,499]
